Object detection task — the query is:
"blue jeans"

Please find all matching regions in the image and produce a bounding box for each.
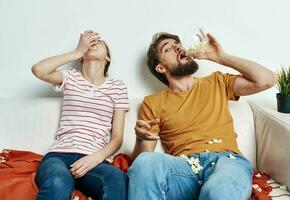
[128,151,253,200]
[35,152,128,200]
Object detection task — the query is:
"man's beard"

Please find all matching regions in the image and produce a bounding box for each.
[169,60,199,77]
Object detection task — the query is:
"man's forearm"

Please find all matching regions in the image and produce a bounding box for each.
[216,53,277,87]
[132,138,156,160]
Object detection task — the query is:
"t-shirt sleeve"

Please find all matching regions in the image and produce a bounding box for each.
[138,97,160,135]
[114,81,130,111]
[53,70,70,93]
[215,71,240,101]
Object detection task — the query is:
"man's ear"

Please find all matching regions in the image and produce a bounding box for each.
[155,64,166,73]
[105,56,111,62]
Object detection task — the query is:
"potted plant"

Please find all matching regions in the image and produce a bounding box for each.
[276,66,290,113]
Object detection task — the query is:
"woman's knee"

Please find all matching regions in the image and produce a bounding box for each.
[37,163,74,194]
[87,163,128,188]
[84,164,128,200]
[47,168,74,191]
[104,164,128,186]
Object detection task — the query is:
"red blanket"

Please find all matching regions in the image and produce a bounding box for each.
[0,149,88,200]
[0,149,277,200]
[250,171,272,200]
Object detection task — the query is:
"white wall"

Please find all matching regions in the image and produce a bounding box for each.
[0,0,289,101]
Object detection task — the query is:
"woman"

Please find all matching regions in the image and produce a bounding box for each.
[32,30,129,200]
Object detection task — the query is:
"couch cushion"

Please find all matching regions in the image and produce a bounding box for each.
[0,98,60,154]
[0,97,256,168]
[250,102,290,193]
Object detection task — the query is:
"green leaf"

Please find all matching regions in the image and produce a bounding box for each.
[277,66,290,96]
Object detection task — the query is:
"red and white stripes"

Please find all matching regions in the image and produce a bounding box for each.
[49,69,129,156]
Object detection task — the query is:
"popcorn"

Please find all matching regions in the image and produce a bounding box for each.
[180,154,188,160]
[180,154,203,174]
[229,154,236,160]
[186,40,208,58]
[190,157,200,165]
[0,156,6,163]
[252,184,262,192]
[255,173,262,178]
[73,196,79,200]
[207,138,222,144]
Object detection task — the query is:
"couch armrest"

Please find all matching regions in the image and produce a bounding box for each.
[249,101,290,190]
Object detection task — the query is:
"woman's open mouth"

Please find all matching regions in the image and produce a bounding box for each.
[90,40,104,49]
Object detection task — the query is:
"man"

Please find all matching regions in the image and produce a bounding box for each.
[128,30,277,200]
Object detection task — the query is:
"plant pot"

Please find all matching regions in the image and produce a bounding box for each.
[276,93,290,113]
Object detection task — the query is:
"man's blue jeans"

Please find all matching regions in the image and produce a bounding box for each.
[128,151,253,200]
[35,152,128,200]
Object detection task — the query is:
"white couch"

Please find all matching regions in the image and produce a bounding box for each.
[0,97,289,199]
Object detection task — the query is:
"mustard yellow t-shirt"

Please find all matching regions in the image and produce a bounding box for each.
[139,71,242,156]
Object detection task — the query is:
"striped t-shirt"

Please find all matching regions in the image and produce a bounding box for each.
[49,69,129,159]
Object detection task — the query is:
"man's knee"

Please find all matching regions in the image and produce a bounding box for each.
[128,152,167,178]
[200,174,252,200]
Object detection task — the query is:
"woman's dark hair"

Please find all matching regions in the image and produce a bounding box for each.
[102,41,111,77]
[146,32,180,86]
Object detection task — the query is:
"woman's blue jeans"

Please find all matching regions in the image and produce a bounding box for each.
[35,152,128,200]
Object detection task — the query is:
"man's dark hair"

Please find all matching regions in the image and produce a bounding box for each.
[146,32,180,86]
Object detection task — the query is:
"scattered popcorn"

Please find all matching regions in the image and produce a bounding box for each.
[190,157,200,165]
[211,162,215,166]
[0,156,6,163]
[73,196,79,200]
[229,154,236,160]
[186,40,208,58]
[255,173,262,178]
[204,149,210,153]
[191,164,203,174]
[198,180,203,186]
[180,154,203,174]
[214,139,222,143]
[207,138,222,144]
[252,184,262,192]
[280,185,287,191]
